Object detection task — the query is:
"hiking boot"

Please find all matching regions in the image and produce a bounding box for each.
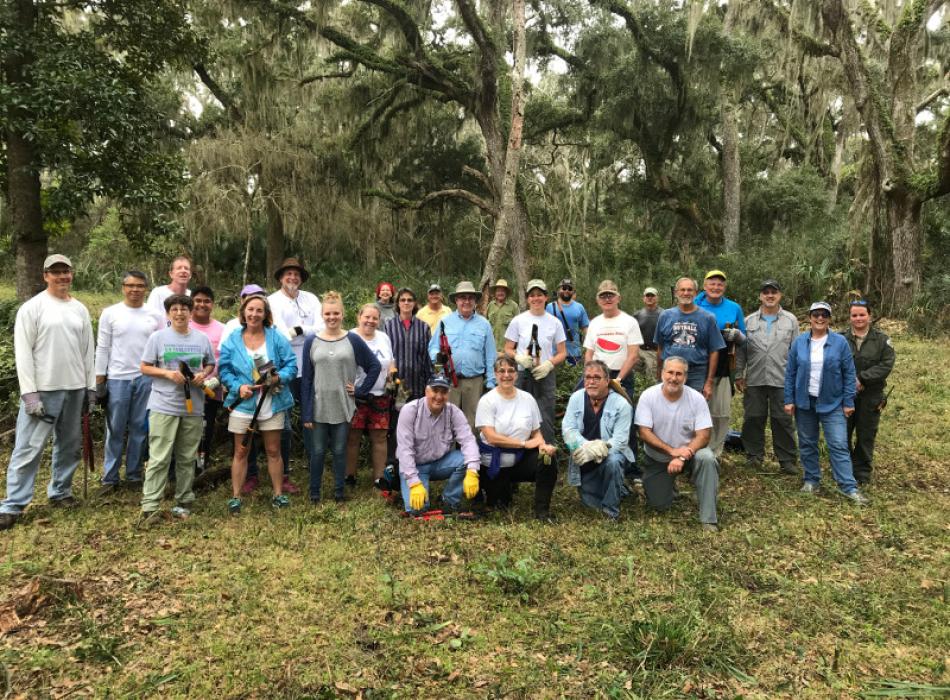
[95,483,118,499]
[123,480,143,491]
[746,456,764,469]
[344,475,356,488]
[534,511,556,524]
[702,523,720,533]
[272,494,290,509]
[49,496,80,509]
[0,513,20,531]
[800,482,820,495]
[334,494,349,504]
[171,506,191,520]
[282,478,300,494]
[779,462,799,476]
[137,510,164,530]
[842,489,870,506]
[227,497,241,516]
[240,476,258,495]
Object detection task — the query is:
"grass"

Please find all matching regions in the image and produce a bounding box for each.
[0,289,948,697]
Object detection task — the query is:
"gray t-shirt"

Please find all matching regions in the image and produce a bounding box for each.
[309,334,359,424]
[142,327,214,416]
[634,383,712,462]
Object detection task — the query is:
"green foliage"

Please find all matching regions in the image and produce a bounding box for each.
[474,554,550,603]
[743,167,831,240]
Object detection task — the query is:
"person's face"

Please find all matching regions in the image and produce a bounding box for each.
[494,287,507,303]
[661,362,687,393]
[559,284,574,301]
[358,307,380,334]
[378,286,393,303]
[167,303,192,330]
[425,385,449,413]
[281,269,301,293]
[809,309,831,332]
[44,264,73,296]
[397,293,416,317]
[527,289,547,312]
[192,293,213,322]
[455,293,476,317]
[583,368,609,400]
[427,291,442,306]
[122,276,147,306]
[597,292,619,313]
[675,280,697,306]
[322,303,343,329]
[243,298,266,329]
[169,259,191,286]
[643,292,658,309]
[849,305,871,333]
[759,287,782,311]
[495,362,517,386]
[703,276,726,301]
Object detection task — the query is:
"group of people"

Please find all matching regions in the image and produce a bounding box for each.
[0,255,895,532]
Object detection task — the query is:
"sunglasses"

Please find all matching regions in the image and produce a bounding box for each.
[810,311,831,319]
[849,300,869,307]
[561,286,573,291]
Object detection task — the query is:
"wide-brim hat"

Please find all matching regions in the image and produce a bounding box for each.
[491,278,511,293]
[449,280,482,302]
[273,257,310,283]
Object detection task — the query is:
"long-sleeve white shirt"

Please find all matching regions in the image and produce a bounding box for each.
[15,291,95,394]
[268,289,324,376]
[95,302,165,380]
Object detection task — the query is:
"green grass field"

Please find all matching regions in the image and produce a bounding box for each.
[0,289,947,698]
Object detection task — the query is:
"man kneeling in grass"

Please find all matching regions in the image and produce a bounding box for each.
[635,356,720,532]
[138,294,215,527]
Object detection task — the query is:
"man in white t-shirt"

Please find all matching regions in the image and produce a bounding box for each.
[268,257,322,493]
[146,255,192,315]
[95,270,164,494]
[503,279,567,442]
[0,254,96,529]
[635,356,720,531]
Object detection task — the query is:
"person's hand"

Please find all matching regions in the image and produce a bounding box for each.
[735,378,746,393]
[572,443,593,465]
[514,353,534,369]
[463,470,479,499]
[409,482,427,511]
[22,392,44,417]
[702,380,714,400]
[843,406,855,417]
[345,382,355,396]
[239,384,254,400]
[85,389,97,414]
[784,403,795,416]
[531,360,554,380]
[524,434,544,450]
[167,368,186,385]
[856,380,864,392]
[303,421,314,430]
[670,445,694,461]
[588,440,610,461]
[668,456,685,475]
[540,443,557,458]
[95,381,108,401]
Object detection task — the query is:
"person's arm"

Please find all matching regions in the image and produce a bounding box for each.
[704,351,718,399]
[94,308,112,383]
[140,361,184,384]
[584,348,594,363]
[350,333,382,398]
[655,342,664,380]
[616,345,639,383]
[273,330,298,386]
[734,318,749,390]
[81,307,96,391]
[841,339,857,415]
[300,335,316,424]
[504,339,518,358]
[427,326,440,363]
[783,335,799,415]
[551,340,568,367]
[483,321,497,388]
[561,392,586,450]
[451,405,481,471]
[859,334,896,384]
[395,403,420,485]
[301,294,323,335]
[606,400,632,454]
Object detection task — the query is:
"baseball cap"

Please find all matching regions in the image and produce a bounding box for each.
[240,284,266,298]
[760,279,782,292]
[808,301,832,314]
[596,280,619,297]
[43,254,72,270]
[643,286,659,296]
[704,269,727,281]
[427,283,442,294]
[428,374,451,389]
[559,278,574,289]
[525,278,548,294]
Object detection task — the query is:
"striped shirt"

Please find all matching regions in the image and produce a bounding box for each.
[384,316,433,400]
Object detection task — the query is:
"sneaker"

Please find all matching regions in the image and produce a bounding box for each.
[282,478,300,494]
[241,476,258,495]
[227,497,241,515]
[779,462,799,475]
[800,482,820,494]
[171,506,191,520]
[272,494,290,509]
[344,475,356,487]
[49,496,80,509]
[137,510,164,529]
[842,489,870,506]
[534,511,556,524]
[0,513,20,530]
[95,483,118,499]
[701,523,720,533]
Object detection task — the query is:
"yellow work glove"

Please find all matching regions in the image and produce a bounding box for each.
[409,482,427,511]
[463,469,480,499]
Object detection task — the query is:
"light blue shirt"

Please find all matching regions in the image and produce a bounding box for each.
[428,311,497,388]
[561,389,634,486]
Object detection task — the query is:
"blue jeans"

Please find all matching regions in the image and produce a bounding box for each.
[796,397,858,493]
[307,422,349,499]
[398,449,466,513]
[1,390,84,514]
[103,375,152,484]
[577,452,628,519]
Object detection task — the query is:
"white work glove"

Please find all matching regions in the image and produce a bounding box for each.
[722,328,744,343]
[571,442,594,465]
[22,392,45,417]
[286,326,304,340]
[515,353,535,370]
[587,439,610,461]
[531,359,554,380]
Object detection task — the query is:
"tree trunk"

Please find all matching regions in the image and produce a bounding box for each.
[5,0,45,299]
[720,97,740,252]
[886,190,922,309]
[265,194,284,280]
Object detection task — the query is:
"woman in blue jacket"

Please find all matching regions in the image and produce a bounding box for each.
[783,302,868,505]
[219,296,298,513]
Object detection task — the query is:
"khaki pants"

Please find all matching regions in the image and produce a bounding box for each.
[449,375,484,432]
[142,413,202,512]
[707,377,732,458]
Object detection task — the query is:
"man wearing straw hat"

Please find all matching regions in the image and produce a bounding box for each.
[486,278,519,355]
[428,281,497,429]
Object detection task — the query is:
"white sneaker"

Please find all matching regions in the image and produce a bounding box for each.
[171,506,191,520]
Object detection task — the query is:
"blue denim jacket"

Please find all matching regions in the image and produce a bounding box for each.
[219,326,298,413]
[561,389,634,486]
[784,331,856,412]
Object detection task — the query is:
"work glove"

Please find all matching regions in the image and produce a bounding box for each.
[409,482,428,512]
[22,392,45,417]
[722,328,743,343]
[286,326,304,340]
[515,353,535,370]
[463,470,480,500]
[571,442,593,465]
[95,381,108,402]
[531,359,554,381]
[587,439,610,461]
[85,389,97,415]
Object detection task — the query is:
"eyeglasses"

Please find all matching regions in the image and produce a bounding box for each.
[398,298,415,303]
[561,286,574,291]
[598,293,617,299]
[496,367,517,374]
[810,311,831,319]
[584,375,607,382]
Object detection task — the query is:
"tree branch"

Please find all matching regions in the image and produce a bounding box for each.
[915,76,948,113]
[193,63,243,123]
[362,0,425,56]
[299,68,354,86]
[930,109,950,199]
[760,0,840,57]
[364,187,499,215]
[462,165,497,198]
